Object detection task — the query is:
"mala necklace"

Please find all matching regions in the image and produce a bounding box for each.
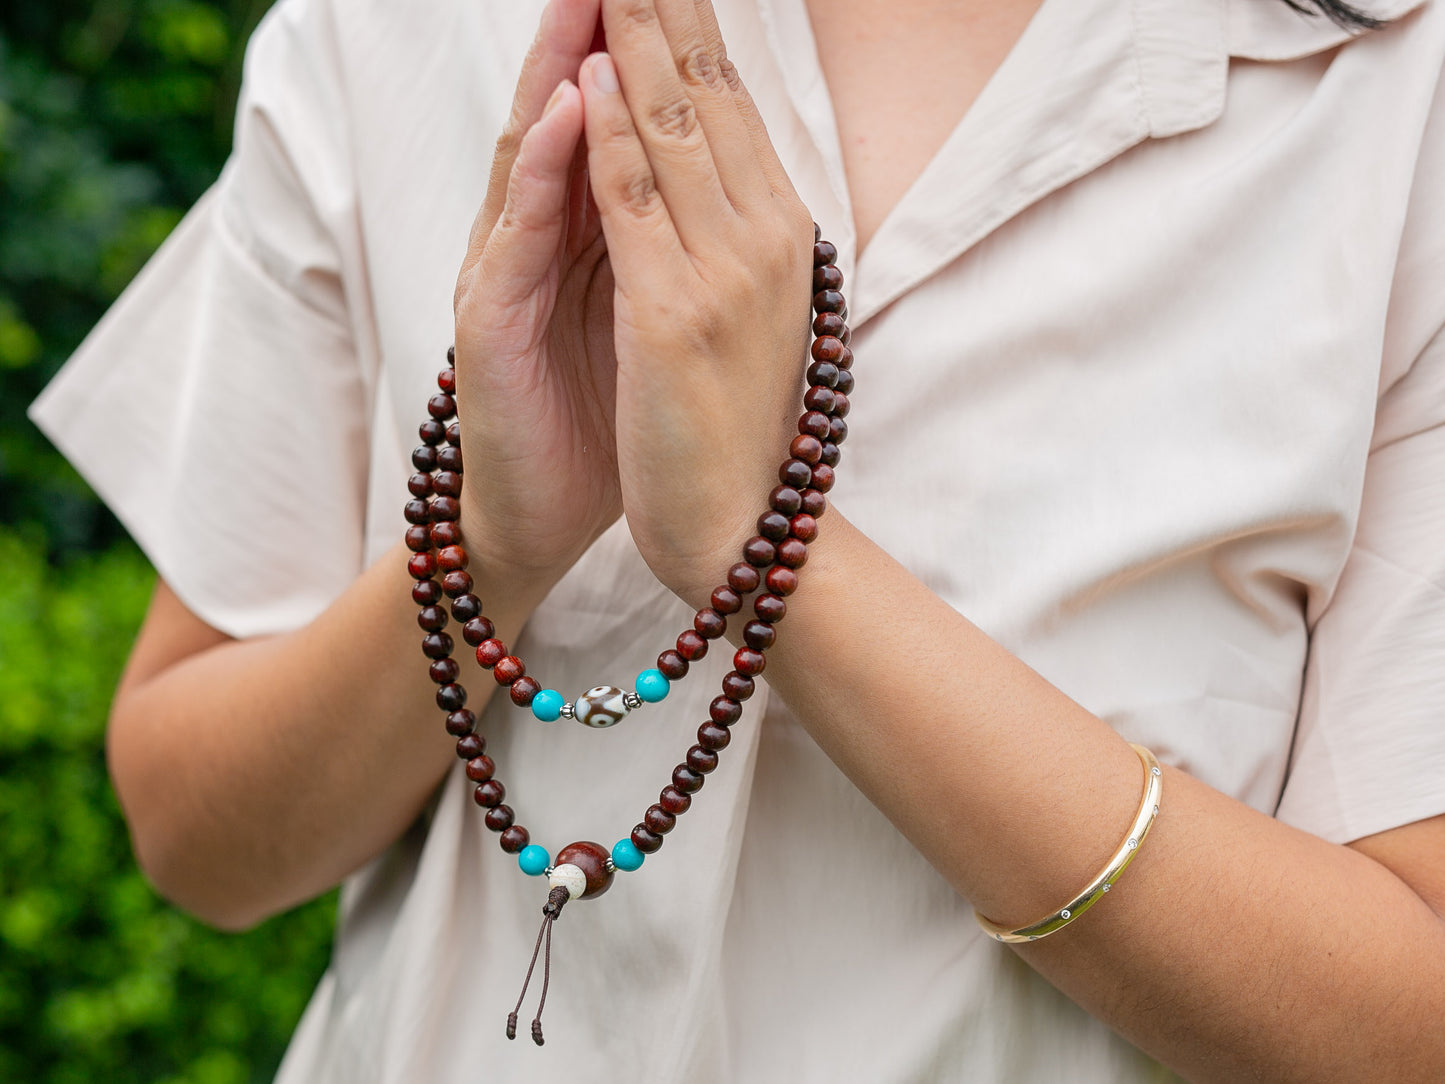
[404,227,852,1044]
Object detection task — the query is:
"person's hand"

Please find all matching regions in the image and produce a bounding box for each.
[578,0,817,605]
[452,0,621,595]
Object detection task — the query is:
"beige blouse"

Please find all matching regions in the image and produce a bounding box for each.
[31,0,1445,1079]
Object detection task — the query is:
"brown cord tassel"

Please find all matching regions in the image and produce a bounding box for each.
[506,886,571,1045]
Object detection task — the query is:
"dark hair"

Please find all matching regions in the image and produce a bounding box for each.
[1286,0,1387,30]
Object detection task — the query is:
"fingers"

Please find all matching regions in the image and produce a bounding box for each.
[463,0,602,273]
[596,0,736,246]
[474,81,585,309]
[580,53,686,289]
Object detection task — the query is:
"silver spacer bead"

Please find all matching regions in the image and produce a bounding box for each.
[622,692,643,710]
[605,857,616,874]
[559,702,575,719]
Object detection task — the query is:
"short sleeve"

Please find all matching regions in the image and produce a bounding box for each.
[1276,324,1445,843]
[28,0,370,639]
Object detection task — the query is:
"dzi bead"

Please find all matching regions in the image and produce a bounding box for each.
[574,685,630,728]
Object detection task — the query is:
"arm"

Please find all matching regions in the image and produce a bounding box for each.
[109,0,617,930]
[579,0,1445,1078]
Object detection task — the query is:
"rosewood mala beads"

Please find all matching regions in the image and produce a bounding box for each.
[404,226,854,1043]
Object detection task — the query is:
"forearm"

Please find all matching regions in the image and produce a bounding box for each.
[757,513,1445,1081]
[109,540,546,930]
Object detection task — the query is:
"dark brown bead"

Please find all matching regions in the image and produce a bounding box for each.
[421,632,453,659]
[451,594,483,622]
[799,410,831,438]
[556,841,614,898]
[659,786,692,815]
[631,826,664,854]
[743,536,776,568]
[694,608,727,640]
[644,805,676,835]
[777,538,808,569]
[428,522,460,551]
[803,385,836,414]
[722,671,755,700]
[686,745,720,774]
[813,311,846,338]
[412,445,438,472]
[437,545,468,572]
[476,639,506,668]
[509,676,541,706]
[806,360,839,388]
[711,586,742,615]
[437,366,457,393]
[835,367,855,392]
[407,552,438,580]
[754,593,787,623]
[429,497,460,524]
[800,488,827,517]
[436,683,467,711]
[405,525,432,552]
[813,240,838,267]
[437,444,463,472]
[430,657,460,684]
[677,630,709,662]
[474,779,505,807]
[493,656,525,685]
[462,617,495,646]
[404,499,431,525]
[446,709,477,737]
[408,472,434,498]
[657,650,689,680]
[809,464,835,494]
[734,648,767,677]
[813,221,822,241]
[819,441,841,468]
[428,393,457,420]
[446,344,456,365]
[412,579,443,606]
[813,288,846,314]
[484,805,514,832]
[769,485,803,516]
[465,755,496,782]
[840,325,852,346]
[456,733,486,759]
[790,434,823,465]
[790,513,819,543]
[829,415,848,443]
[417,606,448,632]
[697,722,732,750]
[446,422,462,447]
[742,621,776,651]
[727,563,761,593]
[673,765,705,793]
[710,696,741,725]
[500,826,530,854]
[441,570,473,598]
[433,470,462,498]
[765,565,798,596]
[419,419,447,446]
[757,511,790,542]
[811,335,847,363]
[813,264,843,292]
[779,459,812,489]
[831,392,850,418]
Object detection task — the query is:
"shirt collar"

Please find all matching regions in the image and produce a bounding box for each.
[1228,0,1428,61]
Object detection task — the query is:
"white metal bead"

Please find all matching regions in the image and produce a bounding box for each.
[559,702,575,719]
[622,692,642,710]
[548,863,587,900]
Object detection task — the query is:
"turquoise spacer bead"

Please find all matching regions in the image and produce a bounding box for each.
[611,838,645,872]
[518,845,550,876]
[531,689,565,721]
[635,669,670,704]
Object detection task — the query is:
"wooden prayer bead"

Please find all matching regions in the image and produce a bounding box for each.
[466,755,496,782]
[510,676,541,706]
[412,445,438,471]
[433,471,462,498]
[779,458,812,489]
[733,648,766,677]
[493,656,526,685]
[799,410,831,437]
[754,594,787,623]
[631,826,663,854]
[727,563,761,593]
[408,553,438,580]
[711,586,742,614]
[462,617,495,645]
[451,594,483,622]
[430,496,460,522]
[429,658,460,684]
[405,525,432,552]
[404,500,431,526]
[418,607,448,632]
[408,472,434,497]
[456,733,485,759]
[657,650,689,680]
[474,779,505,807]
[644,805,676,835]
[437,445,462,472]
[437,367,457,393]
[694,608,727,639]
[556,841,615,898]
[659,786,691,816]
[441,570,473,598]
[500,826,529,854]
[769,486,803,516]
[428,393,456,420]
[765,566,798,596]
[721,671,755,700]
[677,630,709,661]
[806,360,839,388]
[476,639,506,669]
[790,514,818,543]
[686,745,720,774]
[436,684,467,711]
[800,489,827,517]
[757,511,791,542]
[484,805,514,832]
[777,538,808,569]
[697,723,731,751]
[419,418,447,445]
[743,536,776,567]
[412,579,443,606]
[742,621,776,651]
[803,385,836,414]
[446,710,477,737]
[672,766,705,793]
[710,697,741,725]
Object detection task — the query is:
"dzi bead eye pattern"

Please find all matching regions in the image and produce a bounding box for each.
[404,227,856,1045]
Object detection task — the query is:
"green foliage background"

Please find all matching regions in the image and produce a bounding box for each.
[1,2,337,1081]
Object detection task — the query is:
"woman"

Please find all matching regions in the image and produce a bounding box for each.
[31,0,1445,1078]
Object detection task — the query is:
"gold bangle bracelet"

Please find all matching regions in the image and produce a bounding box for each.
[975,743,1163,944]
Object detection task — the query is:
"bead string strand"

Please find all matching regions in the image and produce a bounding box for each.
[403,227,854,1043]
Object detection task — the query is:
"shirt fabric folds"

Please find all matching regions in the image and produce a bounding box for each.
[30,0,1445,1079]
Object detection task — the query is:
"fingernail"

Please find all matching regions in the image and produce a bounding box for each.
[592,53,618,94]
[543,81,567,117]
